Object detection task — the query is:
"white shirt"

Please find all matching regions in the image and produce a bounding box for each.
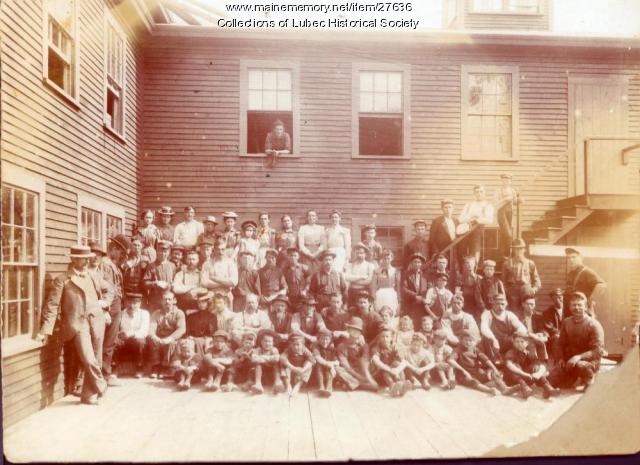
[443,217,456,240]
[201,257,239,291]
[120,308,150,339]
[459,201,495,225]
[344,260,375,287]
[173,220,204,247]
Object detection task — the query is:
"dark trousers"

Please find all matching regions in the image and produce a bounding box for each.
[73,313,107,400]
[102,296,122,376]
[115,336,146,368]
[146,337,176,369]
[497,205,513,258]
[549,359,600,388]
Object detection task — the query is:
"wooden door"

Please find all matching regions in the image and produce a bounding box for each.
[568,76,629,196]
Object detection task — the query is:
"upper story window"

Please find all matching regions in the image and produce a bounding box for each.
[78,193,125,250]
[43,0,79,103]
[1,163,46,357]
[104,11,127,140]
[240,61,300,157]
[472,0,541,14]
[461,65,519,161]
[352,63,411,159]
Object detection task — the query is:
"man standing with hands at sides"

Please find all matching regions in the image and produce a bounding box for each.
[37,245,114,405]
[144,240,176,311]
[564,247,607,319]
[458,185,494,269]
[502,238,541,313]
[173,206,204,251]
[221,211,241,261]
[429,199,458,259]
[201,235,238,309]
[401,253,430,329]
[494,173,518,259]
[403,220,430,270]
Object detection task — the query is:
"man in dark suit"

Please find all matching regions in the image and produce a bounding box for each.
[401,253,430,328]
[428,199,458,258]
[403,220,430,269]
[538,288,566,365]
[37,245,114,405]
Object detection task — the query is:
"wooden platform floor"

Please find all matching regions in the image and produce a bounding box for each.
[4,377,583,462]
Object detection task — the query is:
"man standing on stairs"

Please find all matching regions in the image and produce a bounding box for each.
[494,173,518,259]
[564,248,607,319]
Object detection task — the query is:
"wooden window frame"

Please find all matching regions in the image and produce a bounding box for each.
[350,217,411,262]
[103,8,127,143]
[352,62,411,160]
[1,162,47,358]
[239,60,300,158]
[42,0,81,108]
[469,0,544,16]
[77,192,125,250]
[461,64,520,161]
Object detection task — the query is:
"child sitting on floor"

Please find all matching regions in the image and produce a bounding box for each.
[450,329,508,396]
[504,330,560,400]
[394,315,415,352]
[230,332,257,390]
[280,333,315,398]
[370,327,412,397]
[251,329,285,395]
[430,329,456,390]
[313,328,359,397]
[403,332,435,390]
[203,330,235,392]
[170,337,202,391]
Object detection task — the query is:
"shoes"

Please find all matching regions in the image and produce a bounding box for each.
[400,380,413,396]
[106,374,121,387]
[80,394,99,405]
[249,384,264,395]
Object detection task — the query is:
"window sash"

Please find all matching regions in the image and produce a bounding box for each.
[81,207,103,247]
[2,266,37,339]
[247,68,293,112]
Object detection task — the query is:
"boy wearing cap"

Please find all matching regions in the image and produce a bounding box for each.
[197,216,218,249]
[203,330,235,391]
[170,337,202,391]
[477,260,506,315]
[116,292,150,378]
[336,317,379,391]
[429,200,458,258]
[123,238,148,296]
[502,239,541,312]
[173,206,204,250]
[403,220,430,270]
[504,330,559,399]
[172,250,202,311]
[345,243,375,306]
[441,292,480,346]
[221,212,241,261]
[197,237,215,267]
[371,249,400,315]
[258,248,287,307]
[143,240,176,311]
[251,329,285,394]
[370,328,411,397]
[430,329,457,389]
[428,253,453,291]
[403,332,435,390]
[233,250,261,312]
[283,248,310,311]
[362,225,383,266]
[270,297,292,352]
[538,288,566,364]
[313,328,359,396]
[401,253,430,329]
[425,272,454,323]
[309,251,348,309]
[228,332,257,389]
[280,334,315,397]
[291,296,327,346]
[170,245,185,269]
[157,206,176,242]
[451,329,508,396]
[549,292,605,391]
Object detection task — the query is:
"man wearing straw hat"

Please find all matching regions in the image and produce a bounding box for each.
[37,245,114,404]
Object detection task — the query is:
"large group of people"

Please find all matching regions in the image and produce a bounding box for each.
[36,176,608,405]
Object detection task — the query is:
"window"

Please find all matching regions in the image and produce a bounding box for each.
[472,0,541,14]
[352,63,411,159]
[77,193,125,250]
[1,163,46,356]
[360,226,405,261]
[104,11,126,139]
[240,61,300,157]
[43,0,79,102]
[461,65,519,160]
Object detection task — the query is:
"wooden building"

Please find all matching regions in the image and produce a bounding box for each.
[2,0,639,428]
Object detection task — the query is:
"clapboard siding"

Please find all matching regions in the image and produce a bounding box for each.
[463,0,551,30]
[1,0,144,427]
[141,36,639,234]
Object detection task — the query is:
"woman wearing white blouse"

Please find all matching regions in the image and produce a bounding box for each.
[325,209,351,273]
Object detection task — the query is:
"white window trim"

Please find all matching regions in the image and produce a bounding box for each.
[470,0,544,15]
[239,60,300,158]
[1,162,47,358]
[461,64,520,161]
[103,7,127,143]
[42,0,81,108]
[352,62,411,160]
[350,217,411,256]
[77,191,125,249]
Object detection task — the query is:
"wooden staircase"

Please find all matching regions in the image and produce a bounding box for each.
[523,194,640,245]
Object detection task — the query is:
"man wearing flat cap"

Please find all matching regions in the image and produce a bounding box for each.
[143,240,176,311]
[537,288,566,364]
[221,211,240,261]
[494,173,518,258]
[233,250,261,312]
[564,247,606,317]
[501,238,541,312]
[258,248,288,307]
[283,248,310,311]
[362,224,383,266]
[309,250,348,309]
[429,199,458,259]
[197,216,218,249]
[549,292,605,391]
[157,206,176,242]
[197,236,215,267]
[344,242,375,306]
[37,245,114,404]
[403,220,430,270]
[401,253,430,329]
